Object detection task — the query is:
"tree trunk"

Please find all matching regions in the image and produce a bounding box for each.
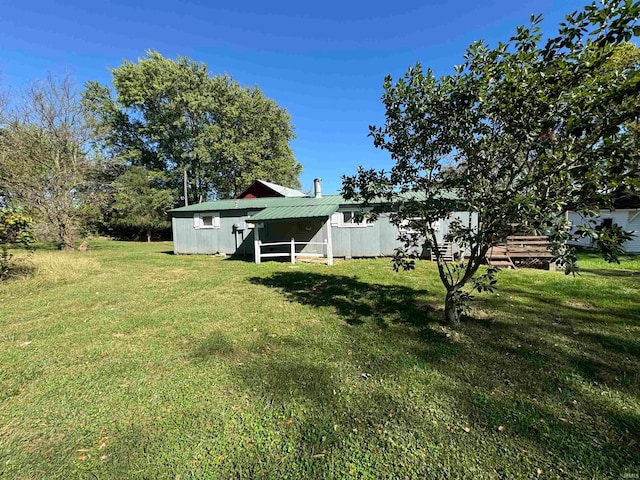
[147,230,152,243]
[444,289,461,326]
[59,223,75,251]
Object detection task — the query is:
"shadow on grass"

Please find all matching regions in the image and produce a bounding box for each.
[470,283,640,396]
[224,255,260,263]
[189,330,443,476]
[494,283,640,324]
[580,267,640,278]
[450,382,640,475]
[23,242,61,251]
[189,269,640,476]
[249,271,434,329]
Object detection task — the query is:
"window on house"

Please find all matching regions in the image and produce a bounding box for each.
[596,217,613,231]
[343,211,356,224]
[339,210,369,228]
[194,213,220,229]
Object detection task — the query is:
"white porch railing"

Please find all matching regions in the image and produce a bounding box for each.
[254,238,333,265]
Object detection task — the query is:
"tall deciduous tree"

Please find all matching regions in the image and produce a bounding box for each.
[111,166,174,242]
[342,1,640,326]
[83,51,301,204]
[201,85,302,198]
[0,75,98,249]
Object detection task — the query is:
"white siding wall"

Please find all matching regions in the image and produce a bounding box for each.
[568,209,640,253]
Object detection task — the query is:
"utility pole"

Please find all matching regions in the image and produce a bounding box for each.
[183,169,189,206]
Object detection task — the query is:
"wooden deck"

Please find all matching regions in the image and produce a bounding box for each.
[486,235,554,269]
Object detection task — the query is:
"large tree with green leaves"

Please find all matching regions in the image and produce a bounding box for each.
[201,84,303,198]
[110,166,174,242]
[342,1,640,326]
[83,51,301,204]
[0,75,100,249]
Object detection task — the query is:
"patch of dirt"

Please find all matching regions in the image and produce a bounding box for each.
[563,300,593,311]
[295,256,343,265]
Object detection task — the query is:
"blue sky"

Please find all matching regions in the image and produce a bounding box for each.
[1,0,586,194]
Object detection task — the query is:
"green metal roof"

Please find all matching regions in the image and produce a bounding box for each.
[248,204,339,222]
[169,195,350,213]
[168,190,461,214]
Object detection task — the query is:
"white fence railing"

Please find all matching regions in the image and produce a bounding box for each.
[254,238,333,265]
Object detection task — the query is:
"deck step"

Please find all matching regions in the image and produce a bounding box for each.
[485,246,516,268]
[488,260,516,267]
[431,242,456,262]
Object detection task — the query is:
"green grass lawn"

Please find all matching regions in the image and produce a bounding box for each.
[1,241,638,479]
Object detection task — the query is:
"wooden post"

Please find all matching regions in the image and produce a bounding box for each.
[254,224,261,264]
[325,218,334,266]
[290,237,296,264]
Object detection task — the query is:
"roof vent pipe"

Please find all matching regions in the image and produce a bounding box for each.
[314,178,322,198]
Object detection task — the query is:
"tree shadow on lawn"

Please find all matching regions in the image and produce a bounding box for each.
[189,270,640,476]
[495,283,640,325]
[249,271,436,329]
[474,279,639,396]
[580,267,640,279]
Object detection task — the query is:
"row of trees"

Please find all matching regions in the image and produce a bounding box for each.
[0,51,302,249]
